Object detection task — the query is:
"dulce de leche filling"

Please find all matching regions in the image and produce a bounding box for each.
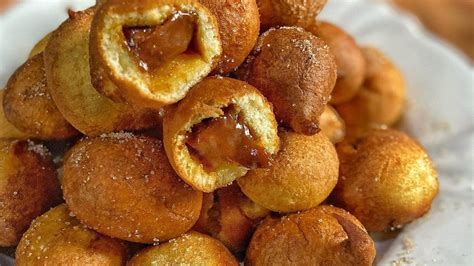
[186,106,271,172]
[123,12,197,71]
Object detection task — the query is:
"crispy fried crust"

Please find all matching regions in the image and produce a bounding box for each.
[257,0,327,30]
[0,140,60,247]
[16,204,127,266]
[307,21,366,104]
[200,0,260,74]
[28,32,52,58]
[238,130,339,212]
[336,47,406,138]
[90,0,222,108]
[163,77,280,192]
[128,232,239,265]
[44,8,160,136]
[319,105,346,143]
[0,91,31,140]
[62,133,202,243]
[246,205,375,266]
[240,27,337,135]
[3,53,79,140]
[333,129,439,232]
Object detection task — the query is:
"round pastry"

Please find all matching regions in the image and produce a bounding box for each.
[319,105,346,143]
[44,9,160,136]
[238,129,339,213]
[194,183,264,254]
[336,47,406,137]
[246,205,376,266]
[199,0,260,74]
[3,53,79,140]
[0,91,31,140]
[16,204,127,266]
[28,32,52,58]
[0,140,60,247]
[128,231,238,266]
[163,77,280,192]
[89,0,222,108]
[240,27,337,135]
[333,129,439,232]
[62,133,202,243]
[307,21,366,104]
[257,0,327,30]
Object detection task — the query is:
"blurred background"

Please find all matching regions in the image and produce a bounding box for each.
[5,0,471,61]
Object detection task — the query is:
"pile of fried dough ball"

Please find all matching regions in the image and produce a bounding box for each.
[0,0,439,265]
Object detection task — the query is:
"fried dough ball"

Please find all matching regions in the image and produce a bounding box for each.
[307,21,366,104]
[238,130,339,213]
[336,47,406,137]
[44,9,160,136]
[28,32,52,58]
[128,232,238,266]
[3,53,79,140]
[62,133,202,243]
[16,204,127,266]
[246,205,376,266]
[0,140,60,247]
[194,184,268,254]
[333,129,439,232]
[257,0,327,30]
[200,0,260,74]
[320,105,346,143]
[0,91,31,140]
[241,27,337,135]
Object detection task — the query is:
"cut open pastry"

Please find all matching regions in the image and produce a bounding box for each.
[90,0,222,108]
[163,77,279,192]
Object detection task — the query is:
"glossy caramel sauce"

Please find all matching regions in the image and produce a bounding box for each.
[186,106,271,172]
[123,12,196,71]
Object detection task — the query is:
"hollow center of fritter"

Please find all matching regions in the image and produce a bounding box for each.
[186,105,271,172]
[123,11,197,71]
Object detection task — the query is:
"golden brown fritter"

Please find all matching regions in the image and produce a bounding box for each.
[320,105,346,143]
[307,21,366,104]
[240,27,337,135]
[0,91,31,140]
[62,133,202,243]
[199,0,260,74]
[0,140,60,247]
[334,129,439,231]
[16,204,127,266]
[246,205,376,266]
[128,232,238,265]
[238,130,339,213]
[3,53,79,140]
[336,47,406,137]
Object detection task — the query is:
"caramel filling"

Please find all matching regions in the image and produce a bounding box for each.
[186,106,271,172]
[123,12,197,71]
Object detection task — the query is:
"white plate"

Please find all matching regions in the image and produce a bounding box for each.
[0,0,473,265]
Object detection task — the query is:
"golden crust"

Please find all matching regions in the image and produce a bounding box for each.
[0,91,31,140]
[16,204,127,266]
[246,205,376,266]
[163,77,280,192]
[257,0,327,30]
[200,0,260,74]
[3,53,79,140]
[62,133,202,243]
[0,140,60,247]
[240,27,337,135]
[238,130,339,213]
[128,231,239,266]
[333,129,439,232]
[336,46,406,138]
[320,105,346,143]
[44,9,160,136]
[307,21,366,104]
[90,0,222,108]
[28,32,52,58]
